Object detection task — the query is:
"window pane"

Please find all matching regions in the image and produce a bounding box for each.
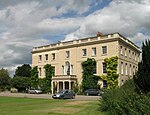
[102,46,107,54]
[103,62,107,73]
[45,54,48,60]
[92,47,96,56]
[52,53,55,60]
[39,55,42,61]
[66,51,70,58]
[82,49,87,56]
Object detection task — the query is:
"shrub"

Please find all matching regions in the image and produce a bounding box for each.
[99,79,150,115]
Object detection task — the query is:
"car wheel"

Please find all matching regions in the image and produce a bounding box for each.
[86,93,89,96]
[72,96,75,99]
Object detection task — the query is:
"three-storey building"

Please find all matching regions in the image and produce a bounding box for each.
[32,33,141,93]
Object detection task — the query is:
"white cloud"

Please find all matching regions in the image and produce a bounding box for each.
[64,0,150,44]
[0,0,149,76]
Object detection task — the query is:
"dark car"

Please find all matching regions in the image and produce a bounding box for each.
[52,90,75,99]
[84,89,103,96]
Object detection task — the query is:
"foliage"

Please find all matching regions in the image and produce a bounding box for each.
[11,76,30,92]
[100,56,118,89]
[43,64,54,92]
[0,68,11,91]
[134,40,150,94]
[99,79,150,115]
[15,64,31,77]
[31,66,39,88]
[38,78,50,93]
[82,58,99,91]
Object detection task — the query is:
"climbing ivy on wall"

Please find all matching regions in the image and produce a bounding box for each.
[100,56,118,89]
[82,58,99,91]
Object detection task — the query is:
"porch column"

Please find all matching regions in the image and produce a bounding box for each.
[63,81,65,90]
[51,81,53,94]
[57,81,59,92]
[69,81,71,90]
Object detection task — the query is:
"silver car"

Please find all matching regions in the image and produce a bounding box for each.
[28,88,42,94]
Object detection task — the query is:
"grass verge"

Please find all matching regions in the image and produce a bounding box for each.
[0,96,108,115]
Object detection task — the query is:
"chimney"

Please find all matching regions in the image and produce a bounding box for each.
[97,32,103,37]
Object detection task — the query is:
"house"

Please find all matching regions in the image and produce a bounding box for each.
[32,33,141,93]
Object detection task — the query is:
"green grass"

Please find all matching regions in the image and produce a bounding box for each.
[0,96,108,115]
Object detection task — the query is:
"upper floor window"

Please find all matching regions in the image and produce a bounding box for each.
[66,51,70,58]
[82,49,87,56]
[103,62,107,73]
[45,54,48,61]
[125,48,127,57]
[92,47,96,56]
[71,65,73,75]
[62,65,64,75]
[102,46,107,55]
[121,62,124,74]
[132,52,134,60]
[129,50,131,58]
[125,63,128,75]
[120,46,123,55]
[39,55,42,61]
[129,64,132,76]
[52,53,55,60]
[135,53,136,61]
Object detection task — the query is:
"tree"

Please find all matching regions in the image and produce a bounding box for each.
[100,56,118,89]
[82,58,99,91]
[31,66,39,88]
[0,68,11,90]
[134,40,150,94]
[43,64,54,92]
[11,76,30,92]
[15,64,31,77]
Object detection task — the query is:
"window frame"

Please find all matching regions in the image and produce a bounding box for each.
[102,46,107,55]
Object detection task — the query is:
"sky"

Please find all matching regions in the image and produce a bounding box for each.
[0,0,150,76]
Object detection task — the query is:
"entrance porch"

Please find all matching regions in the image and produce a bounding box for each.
[51,75,77,94]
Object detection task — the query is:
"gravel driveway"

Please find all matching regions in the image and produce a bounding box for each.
[0,91,100,100]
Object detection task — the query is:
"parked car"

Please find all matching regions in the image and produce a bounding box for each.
[84,89,103,96]
[52,89,75,99]
[28,88,42,94]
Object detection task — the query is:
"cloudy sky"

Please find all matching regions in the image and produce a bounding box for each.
[0,0,150,76]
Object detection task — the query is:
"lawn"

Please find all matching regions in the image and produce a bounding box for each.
[0,96,108,115]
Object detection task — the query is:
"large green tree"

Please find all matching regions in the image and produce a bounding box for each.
[0,68,11,90]
[31,66,39,88]
[134,40,150,94]
[100,56,118,89]
[11,76,30,92]
[82,58,99,91]
[15,64,31,77]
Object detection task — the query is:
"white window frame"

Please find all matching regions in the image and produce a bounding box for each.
[102,46,107,55]
[121,62,123,74]
[125,63,128,75]
[125,48,127,57]
[39,55,42,61]
[92,47,96,56]
[82,49,87,56]
[45,54,48,61]
[52,53,55,60]
[120,46,123,55]
[66,51,70,59]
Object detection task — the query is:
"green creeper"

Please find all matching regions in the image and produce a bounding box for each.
[100,56,118,89]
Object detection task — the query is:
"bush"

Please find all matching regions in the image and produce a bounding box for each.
[99,79,150,115]
[38,78,51,93]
